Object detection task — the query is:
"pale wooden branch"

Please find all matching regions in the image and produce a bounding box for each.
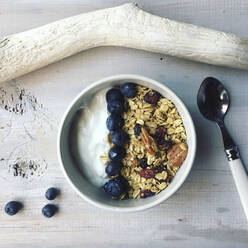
[1,3,248,83]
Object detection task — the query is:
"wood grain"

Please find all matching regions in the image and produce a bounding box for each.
[0,0,248,247]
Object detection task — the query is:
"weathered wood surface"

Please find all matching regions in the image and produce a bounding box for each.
[0,0,248,247]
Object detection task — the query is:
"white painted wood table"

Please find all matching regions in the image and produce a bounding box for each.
[0,0,248,247]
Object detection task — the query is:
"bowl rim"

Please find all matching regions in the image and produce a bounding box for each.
[57,74,197,212]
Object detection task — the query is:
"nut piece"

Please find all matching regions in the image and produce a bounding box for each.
[167,143,188,167]
[140,127,157,156]
[123,153,138,167]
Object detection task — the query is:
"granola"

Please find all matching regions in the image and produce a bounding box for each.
[103,84,188,199]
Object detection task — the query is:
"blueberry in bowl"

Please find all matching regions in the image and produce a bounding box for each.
[107,100,124,114]
[106,88,123,103]
[106,113,124,131]
[108,145,126,161]
[104,177,127,197]
[120,82,137,98]
[105,161,122,176]
[110,130,129,146]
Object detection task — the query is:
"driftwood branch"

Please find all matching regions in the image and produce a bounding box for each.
[1,3,248,83]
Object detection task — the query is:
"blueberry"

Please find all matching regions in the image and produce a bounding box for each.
[42,204,58,218]
[110,130,129,146]
[134,124,142,137]
[118,175,130,190]
[45,187,59,200]
[138,157,148,169]
[106,114,124,131]
[144,91,161,104]
[105,161,122,176]
[120,82,137,98]
[108,145,126,161]
[107,100,124,114]
[104,177,127,197]
[106,88,123,103]
[5,201,23,216]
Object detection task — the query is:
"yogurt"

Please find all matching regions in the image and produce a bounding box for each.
[71,89,110,187]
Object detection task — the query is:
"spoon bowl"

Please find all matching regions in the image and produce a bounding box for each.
[197,77,230,123]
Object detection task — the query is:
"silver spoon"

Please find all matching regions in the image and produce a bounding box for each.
[197,77,248,220]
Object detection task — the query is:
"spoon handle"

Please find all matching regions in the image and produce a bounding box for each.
[229,157,248,220]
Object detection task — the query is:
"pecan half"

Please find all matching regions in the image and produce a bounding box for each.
[141,126,157,156]
[167,143,188,167]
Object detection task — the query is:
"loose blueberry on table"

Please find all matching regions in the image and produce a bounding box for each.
[5,201,23,216]
[45,187,59,200]
[42,204,58,218]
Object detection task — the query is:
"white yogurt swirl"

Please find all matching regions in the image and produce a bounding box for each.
[72,89,110,187]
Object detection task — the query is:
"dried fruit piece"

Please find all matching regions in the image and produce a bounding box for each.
[140,169,155,179]
[138,157,148,169]
[140,190,154,198]
[167,143,188,167]
[144,91,161,104]
[154,164,167,173]
[159,140,172,150]
[154,126,172,149]
[134,123,142,137]
[140,127,157,155]
[155,126,165,138]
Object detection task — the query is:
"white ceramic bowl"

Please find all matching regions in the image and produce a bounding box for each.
[58,74,196,212]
